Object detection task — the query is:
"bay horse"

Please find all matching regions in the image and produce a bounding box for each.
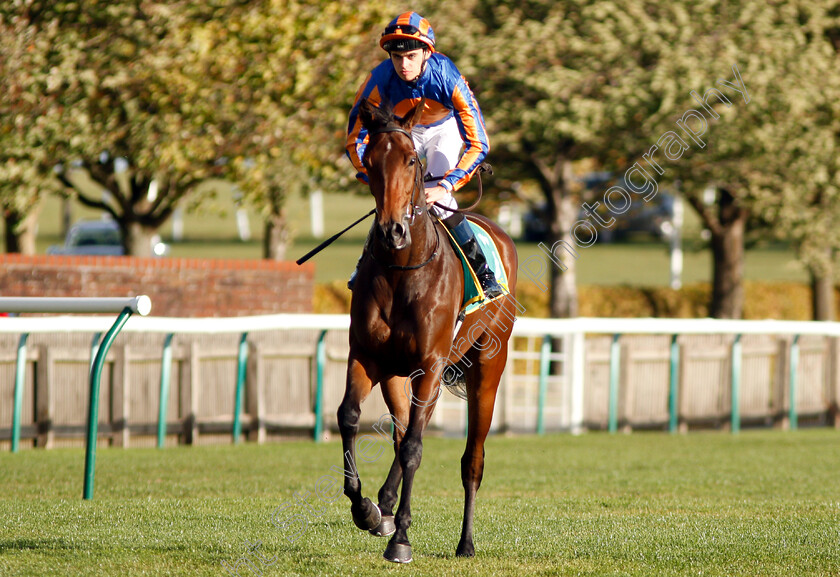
[337,97,518,563]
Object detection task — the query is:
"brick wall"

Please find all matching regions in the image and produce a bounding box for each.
[0,255,314,317]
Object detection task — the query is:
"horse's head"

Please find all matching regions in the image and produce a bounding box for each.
[359,97,426,251]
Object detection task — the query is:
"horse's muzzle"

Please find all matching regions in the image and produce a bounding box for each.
[379,218,410,251]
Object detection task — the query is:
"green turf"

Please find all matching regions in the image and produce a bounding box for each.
[1,430,838,576]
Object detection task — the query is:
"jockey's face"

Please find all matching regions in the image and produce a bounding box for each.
[390,48,428,82]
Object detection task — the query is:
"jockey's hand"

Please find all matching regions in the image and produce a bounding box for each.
[425,185,448,206]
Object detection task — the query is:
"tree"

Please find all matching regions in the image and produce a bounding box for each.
[3,1,393,258]
[0,2,71,253]
[448,0,683,317]
[660,1,840,319]
[452,0,835,320]
[746,1,840,320]
[5,2,235,256]
[199,0,394,259]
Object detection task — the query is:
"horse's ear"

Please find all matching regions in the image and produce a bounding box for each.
[359,97,378,131]
[400,97,426,131]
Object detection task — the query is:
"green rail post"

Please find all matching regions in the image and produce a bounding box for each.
[89,333,102,375]
[668,334,679,433]
[537,334,551,435]
[157,334,174,449]
[608,334,621,434]
[314,330,328,442]
[83,307,133,500]
[232,333,248,444]
[789,334,800,430]
[731,334,742,434]
[11,334,29,453]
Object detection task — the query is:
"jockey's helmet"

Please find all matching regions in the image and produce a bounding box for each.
[380,12,436,53]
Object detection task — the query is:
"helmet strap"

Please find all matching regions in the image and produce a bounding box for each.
[419,49,431,77]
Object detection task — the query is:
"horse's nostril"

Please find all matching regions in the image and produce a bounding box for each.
[393,222,406,238]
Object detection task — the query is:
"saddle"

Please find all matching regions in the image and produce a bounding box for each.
[440,217,510,318]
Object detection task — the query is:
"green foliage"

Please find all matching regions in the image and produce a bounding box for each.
[0,0,396,256]
[0,2,68,234]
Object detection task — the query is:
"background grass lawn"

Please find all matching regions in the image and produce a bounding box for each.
[1,430,838,576]
[25,191,809,286]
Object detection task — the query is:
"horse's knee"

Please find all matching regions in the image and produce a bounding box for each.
[460,449,485,488]
[337,401,361,435]
[399,436,423,472]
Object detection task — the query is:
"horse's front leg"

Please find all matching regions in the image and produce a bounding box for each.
[383,370,441,564]
[337,355,381,531]
[368,376,411,538]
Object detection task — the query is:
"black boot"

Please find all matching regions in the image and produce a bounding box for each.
[447,216,504,299]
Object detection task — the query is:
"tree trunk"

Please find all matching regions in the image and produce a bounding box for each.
[708,188,747,319]
[548,191,579,318]
[123,220,156,257]
[3,205,41,254]
[263,207,289,261]
[540,155,578,318]
[809,253,835,321]
[709,225,744,318]
[61,197,73,239]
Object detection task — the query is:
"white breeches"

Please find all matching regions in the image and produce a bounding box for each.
[412,116,462,220]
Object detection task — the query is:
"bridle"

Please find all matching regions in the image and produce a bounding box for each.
[366,125,439,271]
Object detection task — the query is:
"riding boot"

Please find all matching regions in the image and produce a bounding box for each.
[445,214,504,299]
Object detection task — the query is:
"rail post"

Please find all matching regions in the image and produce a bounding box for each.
[608,334,621,433]
[789,334,800,430]
[232,333,248,444]
[668,334,680,433]
[157,333,175,448]
[313,330,328,442]
[11,334,29,453]
[730,334,742,433]
[537,334,551,435]
[0,296,152,500]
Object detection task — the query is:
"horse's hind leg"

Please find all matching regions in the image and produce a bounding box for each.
[369,376,410,537]
[337,355,381,531]
[456,344,507,557]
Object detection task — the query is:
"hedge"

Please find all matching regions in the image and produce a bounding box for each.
[314,280,835,321]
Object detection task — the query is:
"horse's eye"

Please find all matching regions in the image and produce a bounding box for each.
[408,157,416,166]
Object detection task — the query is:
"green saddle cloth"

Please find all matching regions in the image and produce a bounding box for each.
[441,218,510,316]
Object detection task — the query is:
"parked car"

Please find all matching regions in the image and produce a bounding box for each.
[47,219,170,256]
[522,174,674,243]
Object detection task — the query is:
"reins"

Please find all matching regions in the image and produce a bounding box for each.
[429,162,492,214]
[295,122,490,268]
[367,124,439,271]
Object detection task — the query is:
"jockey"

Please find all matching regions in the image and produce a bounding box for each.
[346,11,503,299]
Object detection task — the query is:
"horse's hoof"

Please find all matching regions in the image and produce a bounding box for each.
[456,540,475,557]
[383,540,412,564]
[351,498,381,531]
[369,515,395,537]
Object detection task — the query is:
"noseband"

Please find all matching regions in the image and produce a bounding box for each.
[367,125,439,271]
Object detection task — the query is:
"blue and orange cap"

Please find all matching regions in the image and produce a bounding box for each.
[380,12,435,53]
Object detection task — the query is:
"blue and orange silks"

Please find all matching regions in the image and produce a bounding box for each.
[346,52,490,194]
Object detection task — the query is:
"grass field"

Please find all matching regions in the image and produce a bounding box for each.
[24,191,810,286]
[1,430,839,576]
